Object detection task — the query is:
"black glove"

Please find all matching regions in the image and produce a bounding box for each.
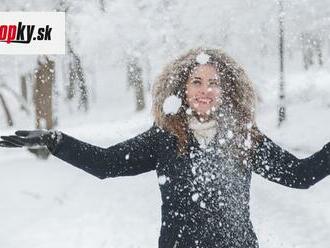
[0,130,62,153]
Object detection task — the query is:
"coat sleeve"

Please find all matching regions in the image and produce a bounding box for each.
[49,124,160,179]
[252,134,330,189]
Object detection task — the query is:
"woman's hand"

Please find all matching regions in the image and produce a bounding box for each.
[0,130,61,150]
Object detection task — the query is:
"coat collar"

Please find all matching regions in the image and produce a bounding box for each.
[187,126,220,153]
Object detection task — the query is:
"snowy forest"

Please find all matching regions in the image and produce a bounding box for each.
[0,0,330,247]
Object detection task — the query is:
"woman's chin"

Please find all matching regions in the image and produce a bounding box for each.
[195,109,212,117]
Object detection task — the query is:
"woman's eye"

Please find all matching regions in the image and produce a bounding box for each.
[191,80,201,85]
[209,81,220,86]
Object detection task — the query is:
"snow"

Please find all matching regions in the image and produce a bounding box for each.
[0,114,161,248]
[192,193,199,202]
[196,52,210,64]
[162,95,182,115]
[219,139,226,145]
[158,175,167,185]
[226,130,234,139]
[125,153,130,160]
[186,107,193,115]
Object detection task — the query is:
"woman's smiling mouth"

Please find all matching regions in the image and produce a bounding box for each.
[195,97,213,104]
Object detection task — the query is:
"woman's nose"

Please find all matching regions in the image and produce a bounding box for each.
[199,83,209,94]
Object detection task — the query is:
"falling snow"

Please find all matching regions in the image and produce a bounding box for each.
[196,52,210,64]
[163,95,182,114]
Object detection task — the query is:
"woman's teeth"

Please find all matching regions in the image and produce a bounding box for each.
[196,98,212,104]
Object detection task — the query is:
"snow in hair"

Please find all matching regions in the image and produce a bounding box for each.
[196,52,210,64]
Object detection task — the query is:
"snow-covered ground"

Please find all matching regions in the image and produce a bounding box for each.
[1,67,330,248]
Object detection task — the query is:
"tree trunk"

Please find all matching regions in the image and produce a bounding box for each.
[127,56,145,111]
[278,0,286,127]
[0,93,13,127]
[31,56,55,159]
[67,41,88,112]
[20,74,27,101]
[34,56,54,130]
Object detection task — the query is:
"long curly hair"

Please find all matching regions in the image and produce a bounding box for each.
[152,47,262,161]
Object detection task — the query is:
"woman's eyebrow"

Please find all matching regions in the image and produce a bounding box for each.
[191,77,219,81]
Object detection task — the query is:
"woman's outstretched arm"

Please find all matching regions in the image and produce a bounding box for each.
[252,134,330,189]
[1,124,160,179]
[50,124,160,179]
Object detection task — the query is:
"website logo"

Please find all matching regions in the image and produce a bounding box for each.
[0,12,65,54]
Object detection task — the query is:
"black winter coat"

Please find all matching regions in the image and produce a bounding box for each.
[49,123,330,248]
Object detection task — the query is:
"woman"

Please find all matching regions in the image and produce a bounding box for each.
[1,47,330,248]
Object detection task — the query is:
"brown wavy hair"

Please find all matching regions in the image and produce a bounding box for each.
[151,47,262,161]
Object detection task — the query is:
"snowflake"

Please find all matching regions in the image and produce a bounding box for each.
[226,130,234,139]
[192,193,199,202]
[163,95,182,114]
[158,175,167,185]
[196,52,210,64]
[125,153,130,160]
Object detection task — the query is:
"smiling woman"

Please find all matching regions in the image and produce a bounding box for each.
[185,64,222,122]
[1,47,330,248]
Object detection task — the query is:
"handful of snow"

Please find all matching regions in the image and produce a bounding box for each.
[163,95,182,114]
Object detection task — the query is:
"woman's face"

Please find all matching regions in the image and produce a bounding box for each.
[185,64,222,119]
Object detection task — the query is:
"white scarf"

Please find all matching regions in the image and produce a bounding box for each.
[188,116,217,149]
